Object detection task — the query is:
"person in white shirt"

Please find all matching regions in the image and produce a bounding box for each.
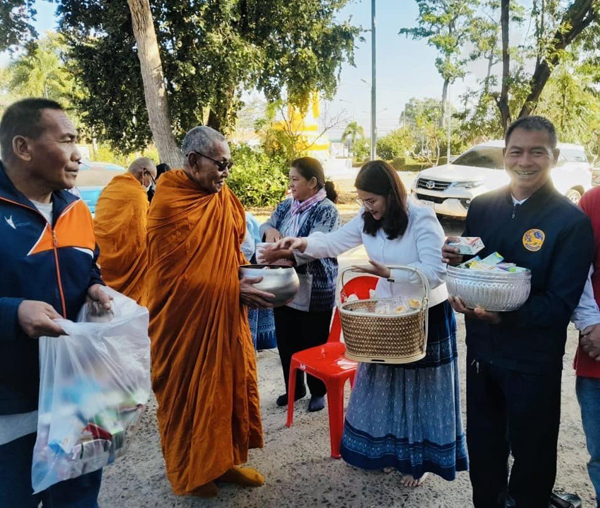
[271,160,468,487]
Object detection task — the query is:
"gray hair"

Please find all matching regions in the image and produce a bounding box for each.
[181,126,226,162]
[128,156,156,175]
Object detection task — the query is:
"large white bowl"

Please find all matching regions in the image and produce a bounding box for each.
[239,265,299,307]
[447,266,531,312]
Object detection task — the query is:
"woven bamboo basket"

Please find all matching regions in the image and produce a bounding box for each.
[339,266,430,364]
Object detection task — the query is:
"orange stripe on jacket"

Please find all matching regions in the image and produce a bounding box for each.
[29,200,96,255]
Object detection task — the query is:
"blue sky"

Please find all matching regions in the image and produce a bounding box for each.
[5,0,512,138]
[328,0,451,136]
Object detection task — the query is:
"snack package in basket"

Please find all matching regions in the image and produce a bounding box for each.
[369,297,421,315]
[448,237,485,255]
[481,252,504,266]
[32,287,151,494]
[457,251,528,274]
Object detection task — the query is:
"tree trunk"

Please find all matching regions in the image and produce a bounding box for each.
[484,49,494,95]
[519,0,595,118]
[497,0,511,133]
[441,78,449,129]
[206,84,238,134]
[207,109,222,132]
[127,0,182,167]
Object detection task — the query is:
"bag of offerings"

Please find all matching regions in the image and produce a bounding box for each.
[32,287,151,493]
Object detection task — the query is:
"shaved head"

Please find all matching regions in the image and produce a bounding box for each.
[128,157,156,177]
[128,157,157,187]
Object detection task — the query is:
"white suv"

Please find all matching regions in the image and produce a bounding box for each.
[410,140,592,218]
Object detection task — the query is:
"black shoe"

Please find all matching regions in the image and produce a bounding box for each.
[276,388,306,407]
[308,395,326,412]
[508,493,582,508]
[549,492,582,508]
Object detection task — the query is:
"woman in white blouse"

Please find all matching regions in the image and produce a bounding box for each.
[272,161,468,487]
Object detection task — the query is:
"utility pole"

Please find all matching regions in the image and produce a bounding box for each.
[446,85,451,162]
[370,0,377,161]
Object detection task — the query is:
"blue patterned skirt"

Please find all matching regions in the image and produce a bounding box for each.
[340,300,468,481]
[248,308,277,350]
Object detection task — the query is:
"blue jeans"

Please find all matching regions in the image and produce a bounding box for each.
[0,433,102,508]
[577,376,600,508]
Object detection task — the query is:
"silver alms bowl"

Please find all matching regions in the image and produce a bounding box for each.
[447,265,532,312]
[239,265,300,307]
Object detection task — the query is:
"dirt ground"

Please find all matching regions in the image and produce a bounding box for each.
[97,172,597,507]
[98,318,595,508]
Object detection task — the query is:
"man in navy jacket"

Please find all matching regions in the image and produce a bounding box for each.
[443,116,594,508]
[0,98,111,507]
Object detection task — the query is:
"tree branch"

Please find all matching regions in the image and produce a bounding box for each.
[519,0,596,118]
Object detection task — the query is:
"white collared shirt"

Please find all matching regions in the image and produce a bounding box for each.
[303,198,448,306]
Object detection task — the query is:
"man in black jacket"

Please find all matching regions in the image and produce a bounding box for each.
[443,116,594,508]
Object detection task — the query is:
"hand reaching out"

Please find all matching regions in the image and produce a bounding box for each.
[264,228,282,243]
[351,260,391,279]
[273,237,308,253]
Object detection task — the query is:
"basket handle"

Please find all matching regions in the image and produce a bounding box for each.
[339,265,431,306]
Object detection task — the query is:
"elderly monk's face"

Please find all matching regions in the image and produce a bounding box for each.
[189,141,232,194]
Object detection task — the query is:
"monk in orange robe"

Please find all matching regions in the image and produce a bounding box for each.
[146,127,274,498]
[93,157,156,304]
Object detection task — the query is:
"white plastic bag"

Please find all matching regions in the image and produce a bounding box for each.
[32,287,151,493]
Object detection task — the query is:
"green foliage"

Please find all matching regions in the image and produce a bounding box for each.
[376,128,414,161]
[400,98,443,163]
[400,0,482,86]
[403,97,443,129]
[56,0,360,154]
[391,97,469,165]
[457,0,600,130]
[91,144,161,168]
[341,121,365,145]
[390,157,406,170]
[535,55,600,157]
[0,0,37,52]
[6,33,75,104]
[226,144,289,208]
[351,137,370,164]
[459,39,600,153]
[257,101,308,163]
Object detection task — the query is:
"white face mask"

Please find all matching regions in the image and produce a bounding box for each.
[146,183,153,191]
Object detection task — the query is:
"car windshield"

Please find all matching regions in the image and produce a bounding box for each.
[452,147,504,170]
[560,148,588,163]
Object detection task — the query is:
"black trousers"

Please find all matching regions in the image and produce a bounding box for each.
[467,356,562,508]
[273,306,333,398]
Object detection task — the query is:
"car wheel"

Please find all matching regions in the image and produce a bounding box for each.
[565,188,582,204]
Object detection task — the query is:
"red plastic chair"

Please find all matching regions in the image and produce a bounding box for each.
[286,274,378,458]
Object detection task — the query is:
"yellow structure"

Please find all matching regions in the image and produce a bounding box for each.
[275,93,331,156]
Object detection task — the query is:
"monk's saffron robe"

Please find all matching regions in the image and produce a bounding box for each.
[146,170,263,494]
[93,172,149,304]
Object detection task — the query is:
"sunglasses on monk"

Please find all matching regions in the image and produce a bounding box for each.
[187,151,234,172]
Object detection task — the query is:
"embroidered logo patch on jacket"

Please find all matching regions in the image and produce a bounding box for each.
[523,229,545,252]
